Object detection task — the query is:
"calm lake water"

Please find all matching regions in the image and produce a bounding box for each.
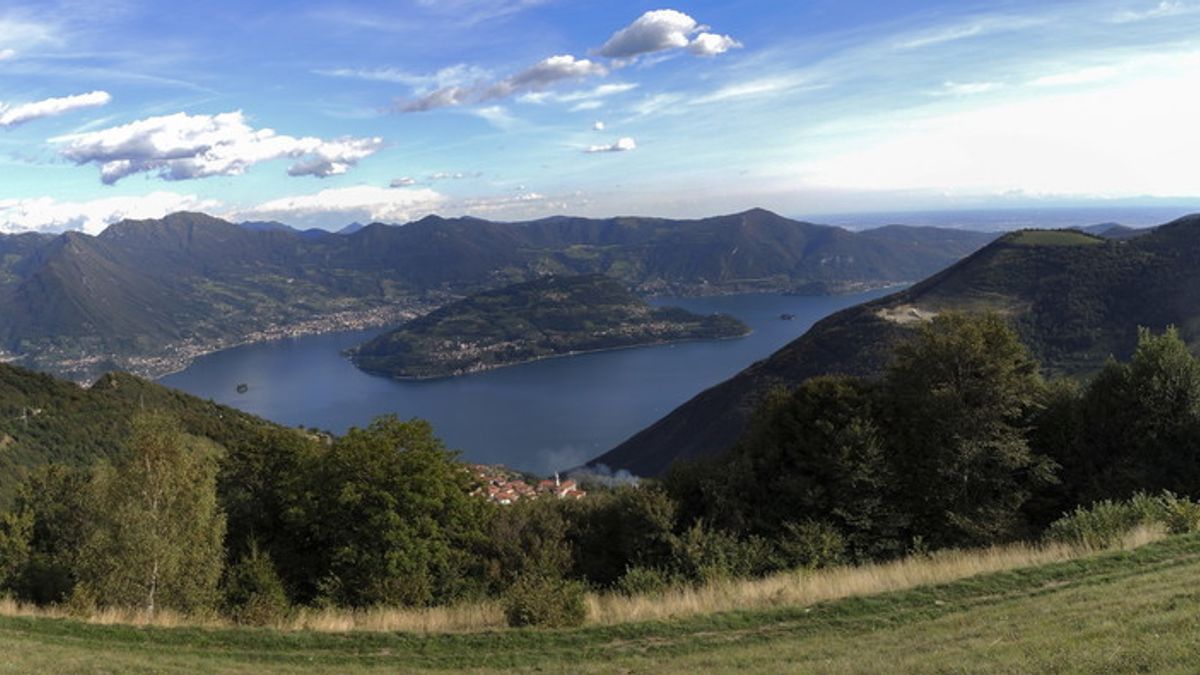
[160,289,896,474]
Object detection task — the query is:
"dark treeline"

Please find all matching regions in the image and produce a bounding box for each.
[3,313,1200,627]
[667,315,1200,560]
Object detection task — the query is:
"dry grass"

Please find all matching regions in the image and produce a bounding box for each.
[0,597,224,629]
[586,525,1165,625]
[279,601,506,634]
[0,526,1164,636]
[0,596,505,634]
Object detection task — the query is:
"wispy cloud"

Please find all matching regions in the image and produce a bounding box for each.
[412,0,553,27]
[0,16,58,50]
[400,55,607,111]
[895,23,984,50]
[1029,66,1119,87]
[1111,0,1190,23]
[520,82,638,105]
[940,81,1003,95]
[314,64,489,88]
[471,104,518,129]
[691,77,804,105]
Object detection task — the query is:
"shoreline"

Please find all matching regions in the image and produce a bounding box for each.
[356,328,754,382]
[21,281,910,386]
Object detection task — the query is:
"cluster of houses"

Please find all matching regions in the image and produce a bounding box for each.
[469,464,586,505]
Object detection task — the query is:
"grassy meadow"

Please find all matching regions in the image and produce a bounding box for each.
[3,527,1197,673]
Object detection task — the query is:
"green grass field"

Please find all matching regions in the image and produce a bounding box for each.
[1005,230,1106,247]
[3,534,1200,673]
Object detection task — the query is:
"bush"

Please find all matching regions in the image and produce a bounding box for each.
[64,583,98,618]
[1149,492,1200,534]
[671,522,774,583]
[615,566,673,597]
[1045,499,1147,549]
[1044,492,1200,548]
[774,521,846,570]
[0,511,31,593]
[502,573,587,628]
[224,543,290,626]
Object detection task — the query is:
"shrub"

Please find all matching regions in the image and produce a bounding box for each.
[64,583,98,618]
[0,511,31,593]
[774,521,846,570]
[502,573,587,628]
[1045,499,1147,549]
[224,543,290,626]
[1145,492,1200,535]
[1044,492,1200,548]
[615,566,673,597]
[671,522,774,583]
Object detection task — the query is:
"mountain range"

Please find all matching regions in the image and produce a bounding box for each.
[0,209,994,381]
[591,214,1200,477]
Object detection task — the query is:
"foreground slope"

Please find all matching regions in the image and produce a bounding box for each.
[0,210,993,380]
[594,215,1200,476]
[352,275,748,378]
[0,532,1194,673]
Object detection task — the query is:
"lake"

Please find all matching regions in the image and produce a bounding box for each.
[160,289,896,474]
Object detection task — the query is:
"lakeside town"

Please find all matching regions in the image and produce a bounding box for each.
[13,304,427,385]
[468,464,587,505]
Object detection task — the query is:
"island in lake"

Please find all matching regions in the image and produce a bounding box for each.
[349,274,750,379]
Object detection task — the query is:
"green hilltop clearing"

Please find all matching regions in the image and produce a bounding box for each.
[1003,229,1107,247]
[0,532,1196,673]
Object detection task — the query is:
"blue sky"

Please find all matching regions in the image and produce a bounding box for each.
[2,0,1199,232]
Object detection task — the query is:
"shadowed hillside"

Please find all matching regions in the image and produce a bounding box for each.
[592,215,1200,476]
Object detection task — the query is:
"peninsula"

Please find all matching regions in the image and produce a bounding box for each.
[350,274,750,379]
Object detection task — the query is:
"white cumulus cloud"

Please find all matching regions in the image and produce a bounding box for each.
[0,90,111,128]
[598,9,740,61]
[0,49,14,61]
[238,185,447,228]
[55,111,383,184]
[586,137,637,153]
[688,32,742,57]
[0,191,222,235]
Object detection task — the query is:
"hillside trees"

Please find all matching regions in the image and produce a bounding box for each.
[1055,327,1200,504]
[217,426,323,600]
[305,416,491,607]
[77,413,226,614]
[883,313,1054,547]
[2,465,90,603]
[669,312,1057,556]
